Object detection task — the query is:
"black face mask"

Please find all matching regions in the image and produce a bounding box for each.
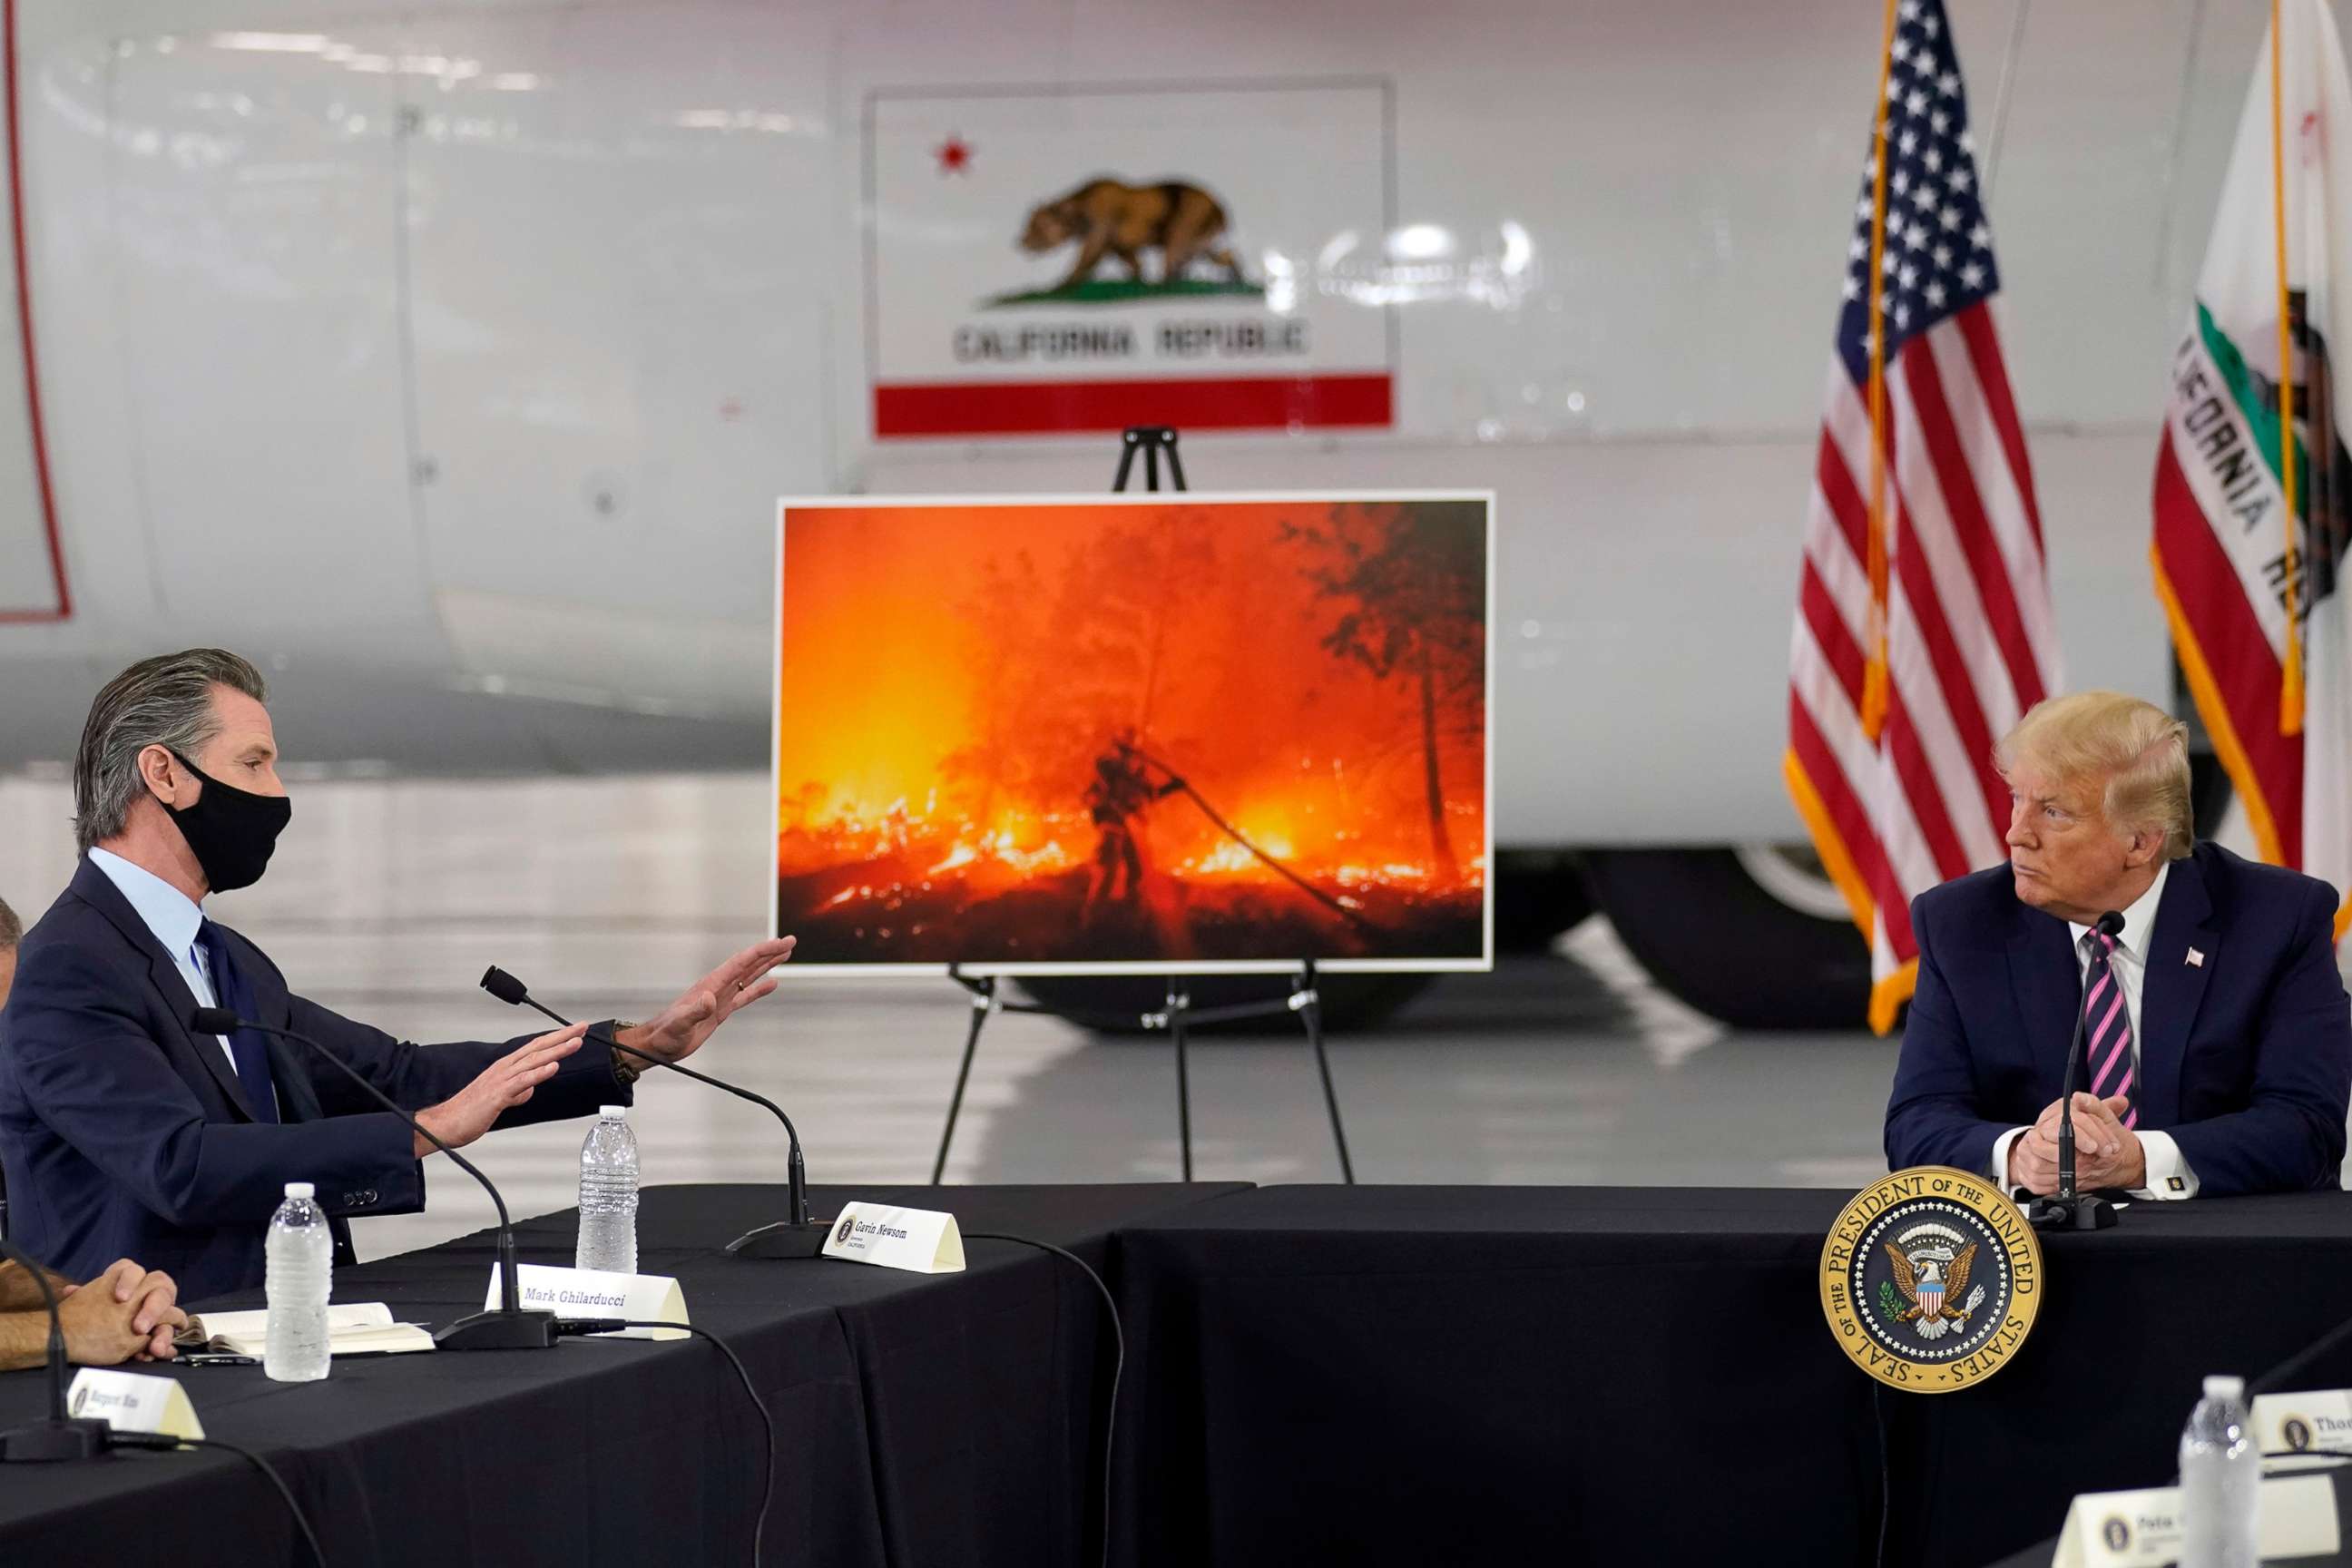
[161,751,291,894]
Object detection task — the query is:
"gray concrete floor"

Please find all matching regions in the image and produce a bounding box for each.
[1,771,1906,1262]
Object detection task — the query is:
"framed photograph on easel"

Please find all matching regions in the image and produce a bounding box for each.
[770,491,1494,976]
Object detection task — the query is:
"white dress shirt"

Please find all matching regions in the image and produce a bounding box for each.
[87,846,274,1112]
[1989,860,2198,1200]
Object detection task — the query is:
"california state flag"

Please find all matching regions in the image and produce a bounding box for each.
[2154,0,2352,937]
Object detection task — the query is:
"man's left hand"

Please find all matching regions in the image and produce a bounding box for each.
[2037,1093,2144,1190]
[619,936,799,1064]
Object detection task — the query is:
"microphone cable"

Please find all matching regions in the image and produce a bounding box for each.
[107,1430,328,1565]
[963,1232,1124,1568]
[561,1318,773,1568]
[1870,1381,1891,1568]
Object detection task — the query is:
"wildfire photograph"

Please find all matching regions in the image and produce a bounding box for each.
[772,494,1491,971]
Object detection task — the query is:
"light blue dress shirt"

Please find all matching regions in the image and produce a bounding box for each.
[86,846,246,1084]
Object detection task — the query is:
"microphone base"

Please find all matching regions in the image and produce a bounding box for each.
[725,1220,828,1260]
[433,1308,562,1351]
[0,1416,108,1463]
[2025,1191,2120,1231]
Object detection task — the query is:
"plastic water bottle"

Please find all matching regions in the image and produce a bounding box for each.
[2180,1374,2259,1568]
[263,1181,332,1382]
[576,1105,640,1274]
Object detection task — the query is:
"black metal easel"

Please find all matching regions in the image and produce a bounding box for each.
[928,426,1356,1186]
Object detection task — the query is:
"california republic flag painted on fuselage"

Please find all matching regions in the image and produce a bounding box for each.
[2155,0,2352,936]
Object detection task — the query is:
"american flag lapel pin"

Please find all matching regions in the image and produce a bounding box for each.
[2187,947,2205,967]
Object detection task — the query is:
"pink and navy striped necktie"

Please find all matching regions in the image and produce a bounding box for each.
[2082,929,2138,1129]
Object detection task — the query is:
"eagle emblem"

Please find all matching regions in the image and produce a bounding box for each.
[1881,1223,1987,1341]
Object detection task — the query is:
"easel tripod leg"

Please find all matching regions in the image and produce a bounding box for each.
[1170,985,1193,1182]
[1302,990,1354,1184]
[931,981,993,1185]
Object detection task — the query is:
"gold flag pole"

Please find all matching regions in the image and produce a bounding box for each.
[2272,0,2306,736]
[1860,0,1902,742]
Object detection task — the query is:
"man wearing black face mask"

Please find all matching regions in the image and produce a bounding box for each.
[0,650,797,1301]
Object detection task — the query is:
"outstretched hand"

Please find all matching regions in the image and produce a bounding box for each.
[622,937,799,1064]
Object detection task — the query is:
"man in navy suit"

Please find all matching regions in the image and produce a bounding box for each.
[0,649,798,1302]
[1886,691,2351,1200]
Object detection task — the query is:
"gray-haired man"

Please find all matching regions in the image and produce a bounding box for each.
[0,649,795,1300]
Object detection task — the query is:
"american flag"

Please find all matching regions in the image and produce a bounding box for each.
[1786,0,2063,1034]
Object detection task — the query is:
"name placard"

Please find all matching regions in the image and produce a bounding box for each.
[820,1202,965,1274]
[2253,1387,2352,1471]
[485,1264,689,1340]
[2052,1474,2337,1566]
[65,1368,203,1440]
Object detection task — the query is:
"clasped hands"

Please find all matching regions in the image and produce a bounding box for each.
[61,1259,186,1364]
[2006,1092,2143,1194]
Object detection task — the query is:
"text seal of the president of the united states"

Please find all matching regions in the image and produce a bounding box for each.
[1820,1166,2042,1393]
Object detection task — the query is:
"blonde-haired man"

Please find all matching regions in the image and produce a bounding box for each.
[1886,691,2351,1199]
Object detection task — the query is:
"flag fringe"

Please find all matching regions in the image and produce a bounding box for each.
[2151,544,2291,867]
[1784,748,1912,1034]
[1868,961,1917,1038]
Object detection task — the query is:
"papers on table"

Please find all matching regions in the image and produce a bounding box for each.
[181,1301,435,1357]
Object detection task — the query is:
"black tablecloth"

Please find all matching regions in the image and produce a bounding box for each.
[1111,1185,2352,1568]
[0,1181,1245,1567]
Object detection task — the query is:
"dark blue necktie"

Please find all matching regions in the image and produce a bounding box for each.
[195,919,279,1124]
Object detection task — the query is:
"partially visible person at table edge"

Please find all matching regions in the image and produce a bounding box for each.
[0,894,189,1372]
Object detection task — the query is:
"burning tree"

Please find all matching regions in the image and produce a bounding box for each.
[1279,501,1485,882]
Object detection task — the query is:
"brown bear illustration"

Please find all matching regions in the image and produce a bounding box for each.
[1017,178,1247,290]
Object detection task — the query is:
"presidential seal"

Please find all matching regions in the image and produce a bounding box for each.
[1820,1167,2042,1393]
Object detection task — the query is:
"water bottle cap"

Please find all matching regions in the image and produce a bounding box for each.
[2205,1375,2244,1401]
[599,1105,628,1119]
[283,1181,314,1199]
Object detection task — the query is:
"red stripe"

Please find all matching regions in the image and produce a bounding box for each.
[1815,428,1869,564]
[1884,695,1972,881]
[874,374,1393,437]
[0,0,66,624]
[1789,697,1916,959]
[1955,303,2043,555]
[2152,432,2304,864]
[1799,562,1866,704]
[1900,340,2043,716]
[1886,480,2009,841]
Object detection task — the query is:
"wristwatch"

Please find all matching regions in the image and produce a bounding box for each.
[603,1021,643,1085]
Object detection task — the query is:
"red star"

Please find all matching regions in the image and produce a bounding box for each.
[936,134,973,175]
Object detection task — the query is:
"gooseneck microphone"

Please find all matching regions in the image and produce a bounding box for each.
[188,1007,560,1349]
[479,966,814,1251]
[2025,908,2126,1233]
[0,1238,107,1461]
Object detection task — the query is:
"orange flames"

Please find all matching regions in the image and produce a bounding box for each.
[775,498,1486,965]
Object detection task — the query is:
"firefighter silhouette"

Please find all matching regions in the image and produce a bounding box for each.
[1082,734,1183,916]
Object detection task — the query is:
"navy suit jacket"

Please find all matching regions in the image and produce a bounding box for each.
[1885,841,2351,1197]
[0,858,630,1302]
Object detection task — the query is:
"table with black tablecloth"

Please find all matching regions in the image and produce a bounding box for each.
[0,1181,1243,1567]
[1109,1185,2352,1568]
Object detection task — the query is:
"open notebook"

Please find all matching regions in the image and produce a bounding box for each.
[180,1301,436,1357]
